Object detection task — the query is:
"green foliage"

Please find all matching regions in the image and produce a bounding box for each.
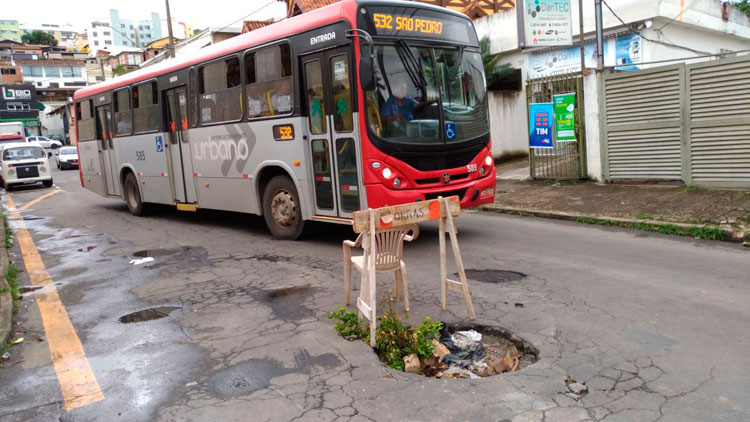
[479,36,514,88]
[3,214,11,249]
[735,1,750,17]
[112,65,128,76]
[635,213,653,220]
[21,30,58,46]
[575,217,725,240]
[327,307,368,341]
[4,264,20,307]
[374,308,442,371]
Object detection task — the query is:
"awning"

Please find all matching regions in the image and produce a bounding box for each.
[37,101,46,111]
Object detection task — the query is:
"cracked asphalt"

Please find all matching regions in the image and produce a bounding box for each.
[1,168,749,422]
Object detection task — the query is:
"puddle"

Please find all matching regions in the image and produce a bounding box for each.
[22,216,44,221]
[133,247,191,258]
[208,359,288,398]
[118,306,180,323]
[132,246,209,270]
[256,284,317,320]
[19,286,42,293]
[460,269,526,284]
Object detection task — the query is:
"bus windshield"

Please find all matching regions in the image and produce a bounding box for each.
[366,43,489,145]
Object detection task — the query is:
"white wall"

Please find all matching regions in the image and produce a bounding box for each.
[641,19,750,66]
[583,73,602,181]
[488,89,529,158]
[41,103,65,137]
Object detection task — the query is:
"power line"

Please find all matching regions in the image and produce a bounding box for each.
[601,0,712,56]
[213,1,278,35]
[656,0,702,31]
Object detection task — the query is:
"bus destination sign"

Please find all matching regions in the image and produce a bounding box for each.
[360,7,478,46]
[372,13,443,36]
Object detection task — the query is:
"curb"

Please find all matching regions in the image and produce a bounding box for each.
[479,204,745,242]
[0,246,11,346]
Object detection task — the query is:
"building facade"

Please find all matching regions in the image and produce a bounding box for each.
[21,23,78,50]
[0,83,41,136]
[0,20,22,42]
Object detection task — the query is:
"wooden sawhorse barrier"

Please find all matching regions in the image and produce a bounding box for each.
[351,196,475,346]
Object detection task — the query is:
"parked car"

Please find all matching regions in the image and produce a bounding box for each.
[0,134,25,146]
[56,146,79,170]
[0,143,53,190]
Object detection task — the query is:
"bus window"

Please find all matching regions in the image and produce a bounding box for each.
[198,57,242,124]
[114,88,132,136]
[77,99,96,141]
[304,60,326,134]
[133,81,160,132]
[245,43,293,119]
[329,55,352,132]
[189,68,198,127]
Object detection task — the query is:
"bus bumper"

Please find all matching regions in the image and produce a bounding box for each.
[365,167,496,209]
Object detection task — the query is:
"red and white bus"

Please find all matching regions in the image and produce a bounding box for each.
[73,0,496,239]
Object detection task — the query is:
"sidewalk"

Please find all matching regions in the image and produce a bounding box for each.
[488,159,750,241]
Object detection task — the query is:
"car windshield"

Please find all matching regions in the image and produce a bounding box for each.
[60,147,77,155]
[3,146,46,161]
[365,44,489,145]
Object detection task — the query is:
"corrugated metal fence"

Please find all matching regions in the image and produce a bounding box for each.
[601,55,750,187]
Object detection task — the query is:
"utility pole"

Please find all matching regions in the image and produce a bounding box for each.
[594,0,604,70]
[134,26,141,48]
[579,0,586,75]
[165,0,176,59]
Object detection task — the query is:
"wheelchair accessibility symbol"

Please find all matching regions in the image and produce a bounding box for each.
[155,136,164,152]
[445,123,456,140]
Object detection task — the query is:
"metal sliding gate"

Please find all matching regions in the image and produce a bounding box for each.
[526,73,587,179]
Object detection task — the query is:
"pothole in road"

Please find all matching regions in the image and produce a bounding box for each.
[22,216,44,221]
[460,269,526,284]
[208,359,288,397]
[132,246,209,270]
[118,306,180,323]
[256,284,318,321]
[133,248,187,258]
[377,323,538,379]
[19,286,42,293]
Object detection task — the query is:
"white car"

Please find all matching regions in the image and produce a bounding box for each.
[56,146,79,170]
[26,136,63,156]
[0,143,53,191]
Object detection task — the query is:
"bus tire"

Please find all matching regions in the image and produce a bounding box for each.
[124,173,149,216]
[262,176,304,240]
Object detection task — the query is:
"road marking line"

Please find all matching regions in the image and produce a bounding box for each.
[19,189,61,210]
[5,194,104,411]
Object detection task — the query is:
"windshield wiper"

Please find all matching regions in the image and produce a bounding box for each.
[396,39,428,98]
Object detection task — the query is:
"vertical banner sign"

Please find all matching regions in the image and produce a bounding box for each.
[553,93,576,142]
[529,103,554,149]
[523,0,573,47]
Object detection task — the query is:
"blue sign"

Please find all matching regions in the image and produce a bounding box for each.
[529,103,554,149]
[615,34,641,71]
[155,136,164,152]
[445,123,456,140]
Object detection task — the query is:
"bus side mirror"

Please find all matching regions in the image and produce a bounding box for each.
[359,56,376,91]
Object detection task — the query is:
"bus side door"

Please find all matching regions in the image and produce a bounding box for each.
[96,105,119,196]
[164,87,197,204]
[301,47,362,218]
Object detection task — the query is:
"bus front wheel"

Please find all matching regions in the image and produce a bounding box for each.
[124,173,149,216]
[262,176,304,240]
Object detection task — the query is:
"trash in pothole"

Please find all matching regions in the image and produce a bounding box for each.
[129,257,155,265]
[327,304,538,378]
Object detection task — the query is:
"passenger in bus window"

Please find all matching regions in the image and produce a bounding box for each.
[270,79,292,115]
[247,84,265,118]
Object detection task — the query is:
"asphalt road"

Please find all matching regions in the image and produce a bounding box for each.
[1,167,749,422]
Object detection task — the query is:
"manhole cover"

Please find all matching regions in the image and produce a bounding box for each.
[118,306,179,323]
[460,269,526,283]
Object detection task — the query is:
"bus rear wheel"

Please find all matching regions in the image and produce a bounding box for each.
[262,176,304,240]
[124,173,149,216]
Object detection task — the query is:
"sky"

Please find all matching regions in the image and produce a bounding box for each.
[3,0,287,31]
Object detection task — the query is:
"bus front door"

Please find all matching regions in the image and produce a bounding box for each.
[164,87,197,204]
[301,47,362,218]
[96,106,119,196]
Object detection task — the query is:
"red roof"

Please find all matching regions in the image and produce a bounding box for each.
[288,0,341,16]
[241,20,274,34]
[75,0,357,101]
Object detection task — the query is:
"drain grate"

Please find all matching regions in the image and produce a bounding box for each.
[118,306,179,323]
[459,269,526,284]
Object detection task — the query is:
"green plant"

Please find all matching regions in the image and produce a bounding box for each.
[21,30,58,46]
[3,213,11,249]
[4,264,20,307]
[575,216,725,240]
[635,213,653,220]
[327,307,368,341]
[479,36,515,88]
[112,65,128,76]
[736,0,750,17]
[374,306,442,371]
[684,184,698,192]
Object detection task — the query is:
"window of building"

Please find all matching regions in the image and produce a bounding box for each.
[77,99,96,141]
[244,43,293,119]
[139,25,143,30]
[30,66,42,77]
[121,24,125,28]
[133,81,159,132]
[198,56,242,124]
[128,55,135,65]
[45,66,60,77]
[129,25,133,29]
[62,67,73,77]
[105,40,112,45]
[92,31,97,37]
[94,40,99,46]
[145,25,150,30]
[114,88,132,136]
[73,67,82,77]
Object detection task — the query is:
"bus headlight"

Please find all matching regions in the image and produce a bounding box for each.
[393,177,401,188]
[485,155,493,166]
[371,161,382,169]
[382,168,392,179]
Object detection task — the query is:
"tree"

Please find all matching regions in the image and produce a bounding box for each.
[480,36,515,88]
[112,65,128,76]
[736,0,750,17]
[21,30,58,46]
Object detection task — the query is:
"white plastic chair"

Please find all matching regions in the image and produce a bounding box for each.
[343,223,419,312]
